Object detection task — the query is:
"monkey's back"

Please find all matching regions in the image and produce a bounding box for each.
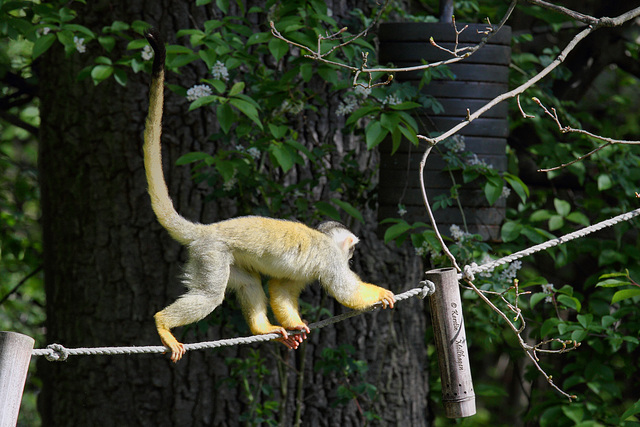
[204,216,341,281]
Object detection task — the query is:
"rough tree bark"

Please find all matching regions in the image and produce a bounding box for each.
[37,1,430,425]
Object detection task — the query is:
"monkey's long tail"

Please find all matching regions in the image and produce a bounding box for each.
[143,30,199,245]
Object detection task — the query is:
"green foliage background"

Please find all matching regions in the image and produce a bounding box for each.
[1,0,638,425]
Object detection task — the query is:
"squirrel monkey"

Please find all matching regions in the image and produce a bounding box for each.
[143,31,395,362]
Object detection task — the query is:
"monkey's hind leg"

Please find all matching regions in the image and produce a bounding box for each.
[269,279,310,346]
[155,290,223,362]
[230,269,302,349]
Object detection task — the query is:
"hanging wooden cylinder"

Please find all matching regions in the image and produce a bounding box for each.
[377,23,511,241]
[425,267,475,418]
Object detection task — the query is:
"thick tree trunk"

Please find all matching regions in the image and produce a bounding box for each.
[37,1,430,425]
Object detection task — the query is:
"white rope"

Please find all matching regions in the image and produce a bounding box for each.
[32,285,434,361]
[460,207,640,281]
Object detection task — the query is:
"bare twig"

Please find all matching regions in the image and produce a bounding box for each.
[528,97,640,172]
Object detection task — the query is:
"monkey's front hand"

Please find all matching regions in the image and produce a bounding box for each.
[378,288,395,309]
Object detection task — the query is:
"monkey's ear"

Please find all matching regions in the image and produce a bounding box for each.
[341,236,353,251]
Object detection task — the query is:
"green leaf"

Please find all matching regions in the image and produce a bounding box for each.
[621,399,640,422]
[389,101,422,110]
[597,174,613,191]
[215,0,229,13]
[365,121,387,149]
[345,105,379,126]
[228,81,245,97]
[503,173,529,202]
[215,159,236,182]
[566,211,589,226]
[167,53,199,69]
[501,221,522,242]
[246,31,271,46]
[541,318,560,337]
[98,35,116,52]
[176,152,213,165]
[268,123,288,139]
[561,402,584,423]
[62,24,96,39]
[32,33,56,59]
[557,294,581,312]
[529,292,548,309]
[229,98,262,129]
[484,176,503,206]
[398,124,418,145]
[577,314,593,329]
[548,215,564,231]
[611,288,640,304]
[383,222,412,244]
[331,199,364,223]
[571,328,588,342]
[598,249,627,266]
[94,56,112,65]
[595,278,632,288]
[300,62,313,82]
[553,198,571,217]
[268,38,289,61]
[315,201,341,221]
[113,68,127,86]
[269,143,294,172]
[529,209,552,222]
[90,65,113,85]
[188,95,219,111]
[217,103,235,134]
[380,113,400,132]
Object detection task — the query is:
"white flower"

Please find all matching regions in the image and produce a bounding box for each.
[383,94,401,106]
[41,27,51,35]
[223,171,238,192]
[415,246,427,257]
[247,147,261,159]
[141,45,154,61]
[336,96,359,116]
[542,283,556,294]
[500,186,511,200]
[73,36,86,53]
[397,205,407,217]
[466,153,493,169]
[450,224,472,242]
[444,135,466,153]
[354,85,371,98]
[499,260,522,282]
[211,61,229,81]
[186,84,213,101]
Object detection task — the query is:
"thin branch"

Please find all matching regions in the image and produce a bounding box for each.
[0,265,43,305]
[527,97,640,172]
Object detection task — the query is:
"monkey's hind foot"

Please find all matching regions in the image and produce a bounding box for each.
[156,325,186,362]
[276,324,310,350]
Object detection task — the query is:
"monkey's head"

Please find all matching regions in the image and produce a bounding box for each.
[316,221,359,260]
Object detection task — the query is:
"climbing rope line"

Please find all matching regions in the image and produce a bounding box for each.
[32,283,435,361]
[459,207,640,281]
[31,208,640,362]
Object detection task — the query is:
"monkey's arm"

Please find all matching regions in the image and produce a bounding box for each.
[323,269,395,311]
